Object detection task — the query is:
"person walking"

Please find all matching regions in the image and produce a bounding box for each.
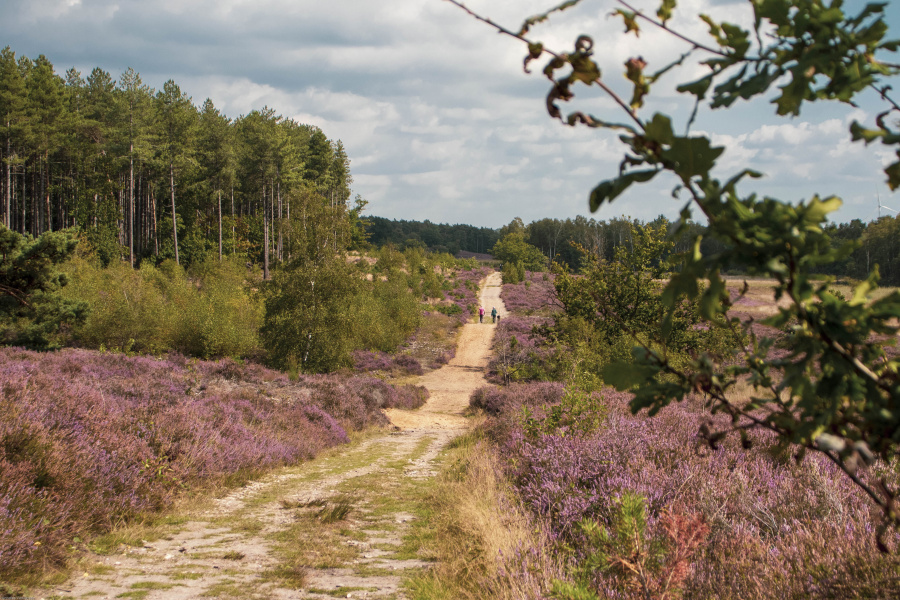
[479,306,485,323]
[491,307,497,323]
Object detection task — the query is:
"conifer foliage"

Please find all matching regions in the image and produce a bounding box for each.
[0,47,354,270]
[0,226,87,348]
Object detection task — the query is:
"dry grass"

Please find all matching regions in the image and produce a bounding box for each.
[405,432,562,600]
[405,311,463,371]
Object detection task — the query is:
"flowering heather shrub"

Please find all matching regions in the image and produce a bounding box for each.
[353,349,394,372]
[393,354,425,376]
[432,346,455,367]
[501,271,559,316]
[493,315,549,351]
[352,350,424,376]
[480,384,900,598]
[443,267,491,323]
[0,347,419,578]
[201,357,290,383]
[470,382,564,417]
[488,315,554,383]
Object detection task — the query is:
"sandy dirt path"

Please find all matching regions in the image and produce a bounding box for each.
[385,271,505,431]
[37,272,506,600]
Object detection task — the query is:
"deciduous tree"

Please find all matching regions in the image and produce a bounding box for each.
[448,0,900,533]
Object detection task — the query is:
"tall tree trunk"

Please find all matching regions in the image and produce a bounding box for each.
[276,170,283,262]
[119,180,125,247]
[43,153,51,233]
[217,189,222,262]
[231,184,235,255]
[4,128,10,228]
[129,142,134,265]
[151,186,158,257]
[170,161,179,265]
[262,182,269,280]
[32,163,38,236]
[19,166,25,234]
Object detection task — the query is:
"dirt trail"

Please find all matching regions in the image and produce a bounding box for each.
[38,273,505,600]
[386,271,505,431]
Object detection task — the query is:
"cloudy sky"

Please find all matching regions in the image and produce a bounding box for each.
[2,0,899,229]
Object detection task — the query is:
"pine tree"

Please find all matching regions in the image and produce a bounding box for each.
[0,47,26,230]
[154,80,197,265]
[197,98,234,261]
[25,55,66,234]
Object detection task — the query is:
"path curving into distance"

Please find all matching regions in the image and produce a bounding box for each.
[38,272,508,600]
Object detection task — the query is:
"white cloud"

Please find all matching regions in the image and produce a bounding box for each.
[2,0,898,227]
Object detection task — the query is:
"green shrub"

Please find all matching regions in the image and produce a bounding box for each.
[502,260,526,284]
[0,227,88,349]
[352,276,421,352]
[61,255,261,358]
[61,257,177,353]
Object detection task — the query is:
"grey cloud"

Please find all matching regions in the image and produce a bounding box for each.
[2,0,897,228]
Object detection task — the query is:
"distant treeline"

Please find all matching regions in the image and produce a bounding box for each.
[361,216,501,255]
[364,213,900,286]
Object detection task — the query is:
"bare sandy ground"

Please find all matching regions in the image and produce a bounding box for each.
[36,272,506,600]
[386,271,505,431]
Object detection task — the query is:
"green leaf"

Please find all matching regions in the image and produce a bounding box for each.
[602,361,659,390]
[677,74,714,99]
[643,113,675,145]
[850,120,888,143]
[612,9,640,35]
[657,0,676,24]
[699,272,726,321]
[588,170,659,211]
[851,277,875,306]
[886,155,900,190]
[660,136,725,180]
[804,195,842,224]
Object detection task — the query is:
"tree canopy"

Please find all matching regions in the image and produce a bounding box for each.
[0,48,353,272]
[449,0,900,535]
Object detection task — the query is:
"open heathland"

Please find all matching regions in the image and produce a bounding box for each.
[0,348,427,581]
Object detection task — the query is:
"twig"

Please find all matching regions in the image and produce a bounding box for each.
[616,0,730,58]
[442,0,644,130]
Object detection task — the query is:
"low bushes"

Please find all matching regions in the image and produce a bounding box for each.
[501,271,558,316]
[472,384,900,599]
[488,315,555,384]
[443,266,491,323]
[353,350,424,376]
[59,255,262,358]
[0,347,427,579]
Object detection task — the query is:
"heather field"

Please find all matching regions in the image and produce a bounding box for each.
[443,265,493,321]
[0,347,427,580]
[457,274,900,598]
[501,270,558,316]
[471,384,900,599]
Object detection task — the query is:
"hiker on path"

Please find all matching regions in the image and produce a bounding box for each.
[491,307,497,323]
[479,306,485,323]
